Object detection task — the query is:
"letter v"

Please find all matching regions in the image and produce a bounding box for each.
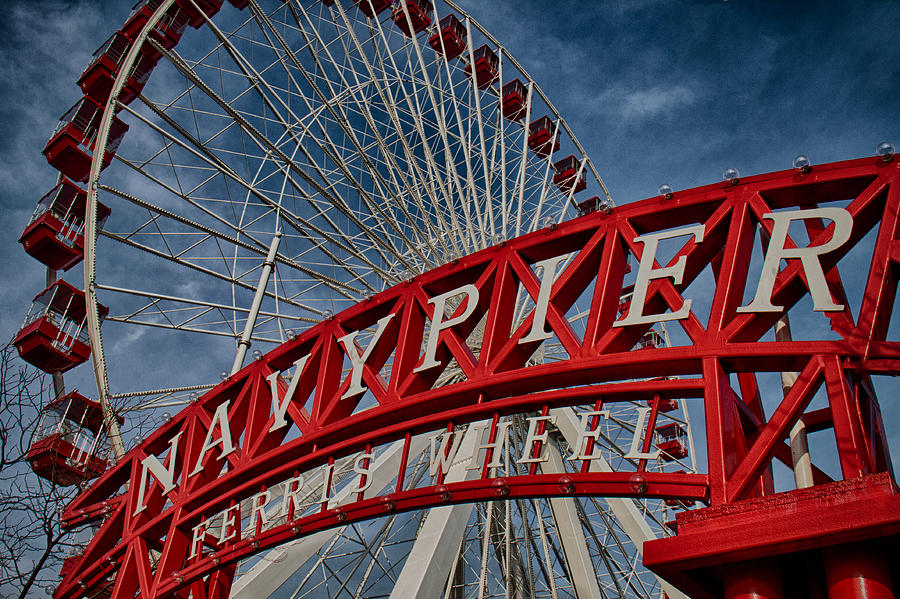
[266,354,311,433]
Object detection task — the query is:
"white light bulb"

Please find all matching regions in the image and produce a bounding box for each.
[252,349,263,360]
[322,309,333,320]
[793,154,811,173]
[658,183,674,200]
[723,167,740,185]
[877,141,894,162]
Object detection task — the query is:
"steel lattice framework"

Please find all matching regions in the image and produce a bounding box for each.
[56,156,900,598]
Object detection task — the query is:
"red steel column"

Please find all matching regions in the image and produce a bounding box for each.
[723,562,784,599]
[823,542,894,599]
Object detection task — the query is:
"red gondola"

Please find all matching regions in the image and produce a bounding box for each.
[392,0,433,36]
[13,281,109,374]
[123,0,190,59]
[19,179,111,272]
[648,397,679,413]
[26,392,116,486]
[655,423,689,461]
[527,116,560,158]
[42,97,129,183]
[429,13,466,60]
[646,378,679,413]
[78,31,158,107]
[552,155,587,194]
[353,0,391,18]
[176,0,223,28]
[637,329,664,350]
[464,44,499,89]
[501,79,528,121]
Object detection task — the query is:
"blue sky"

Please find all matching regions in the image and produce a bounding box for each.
[1,0,898,465]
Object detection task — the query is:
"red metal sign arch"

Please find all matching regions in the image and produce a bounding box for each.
[58,157,899,599]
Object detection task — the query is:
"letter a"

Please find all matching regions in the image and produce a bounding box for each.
[189,400,236,477]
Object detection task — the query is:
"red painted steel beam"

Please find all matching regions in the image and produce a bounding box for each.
[54,157,900,599]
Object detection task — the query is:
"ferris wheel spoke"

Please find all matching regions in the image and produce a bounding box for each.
[96,283,309,326]
[246,4,409,255]
[461,20,496,241]
[98,227,328,316]
[379,8,478,253]
[542,442,606,598]
[100,177,350,310]
[147,43,393,294]
[335,8,462,257]
[301,15,448,268]
[287,2,439,257]
[201,8,409,278]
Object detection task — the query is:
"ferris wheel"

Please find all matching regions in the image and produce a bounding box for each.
[16,1,699,597]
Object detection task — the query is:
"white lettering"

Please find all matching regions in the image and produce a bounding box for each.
[133,432,182,516]
[217,504,240,544]
[428,430,465,477]
[189,517,209,559]
[339,313,396,400]
[319,462,335,507]
[189,400,236,477]
[517,415,557,464]
[519,255,569,344]
[467,421,512,470]
[279,474,306,520]
[352,452,376,495]
[738,208,853,313]
[267,354,311,432]
[414,284,480,373]
[250,490,272,532]
[566,410,611,461]
[624,407,661,460]
[615,224,706,326]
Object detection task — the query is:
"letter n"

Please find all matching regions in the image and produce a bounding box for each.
[134,432,182,516]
